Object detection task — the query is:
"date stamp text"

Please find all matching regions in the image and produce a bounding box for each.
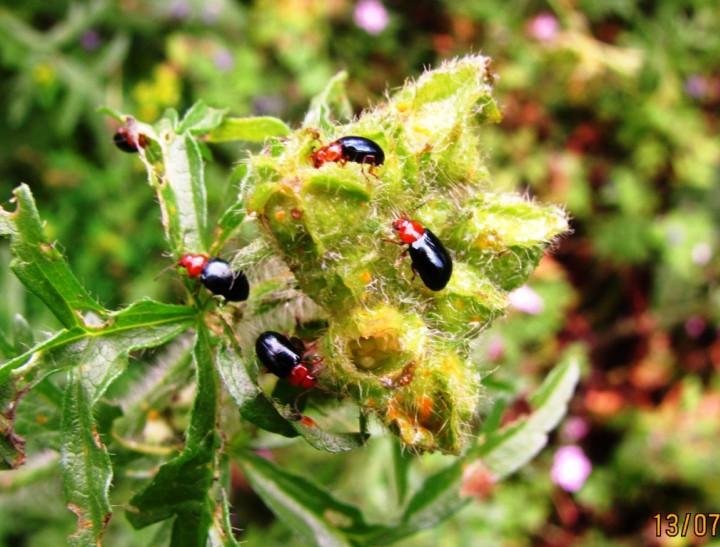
[654,513,720,537]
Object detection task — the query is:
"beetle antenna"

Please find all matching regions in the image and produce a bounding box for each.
[154,260,180,281]
[290,388,314,420]
[408,198,431,215]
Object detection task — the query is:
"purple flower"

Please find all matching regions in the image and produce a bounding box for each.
[562,417,589,442]
[213,48,234,72]
[353,0,389,35]
[202,2,221,25]
[551,445,591,492]
[685,315,706,339]
[508,285,545,314]
[527,13,559,43]
[80,30,101,51]
[169,0,191,20]
[685,75,709,99]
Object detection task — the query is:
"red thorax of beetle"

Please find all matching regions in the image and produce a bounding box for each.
[177,254,209,278]
[311,141,344,168]
[116,126,149,150]
[288,363,317,390]
[392,217,425,245]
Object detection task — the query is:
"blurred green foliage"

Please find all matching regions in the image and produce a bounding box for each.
[1,0,719,544]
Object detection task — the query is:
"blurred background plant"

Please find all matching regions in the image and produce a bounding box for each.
[1,0,719,544]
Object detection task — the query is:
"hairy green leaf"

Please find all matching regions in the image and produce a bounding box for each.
[61,368,113,547]
[12,313,34,355]
[240,452,377,546]
[177,100,227,135]
[303,71,352,130]
[209,488,241,547]
[218,345,367,450]
[0,184,105,328]
[476,353,581,479]
[400,460,466,533]
[1,300,194,475]
[159,132,209,252]
[207,116,291,142]
[0,300,197,401]
[0,379,25,469]
[277,406,369,453]
[358,355,581,545]
[212,201,247,255]
[127,324,220,546]
[0,211,12,235]
[392,438,411,506]
[216,345,298,438]
[360,461,466,546]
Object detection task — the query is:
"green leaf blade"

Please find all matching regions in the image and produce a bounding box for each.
[216,345,298,438]
[361,461,467,546]
[279,406,369,453]
[213,201,247,252]
[401,461,465,529]
[0,379,26,469]
[78,300,199,404]
[209,488,241,547]
[0,209,13,236]
[477,354,581,479]
[302,71,352,130]
[127,324,220,545]
[1,184,105,328]
[160,132,209,252]
[0,328,85,386]
[61,369,113,547]
[218,345,367,450]
[240,452,374,547]
[0,300,196,400]
[207,116,291,143]
[177,100,227,134]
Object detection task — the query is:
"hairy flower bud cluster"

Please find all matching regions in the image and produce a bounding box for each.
[244,56,569,454]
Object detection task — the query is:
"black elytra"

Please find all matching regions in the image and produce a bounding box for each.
[408,228,453,291]
[255,331,302,378]
[311,135,384,177]
[113,127,147,153]
[199,258,249,302]
[113,130,138,153]
[337,136,385,166]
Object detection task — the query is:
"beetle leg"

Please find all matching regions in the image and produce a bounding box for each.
[300,342,319,362]
[290,387,315,420]
[361,156,381,180]
[368,164,381,179]
[382,239,409,268]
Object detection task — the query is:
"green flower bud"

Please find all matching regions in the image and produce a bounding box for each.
[244,55,569,454]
